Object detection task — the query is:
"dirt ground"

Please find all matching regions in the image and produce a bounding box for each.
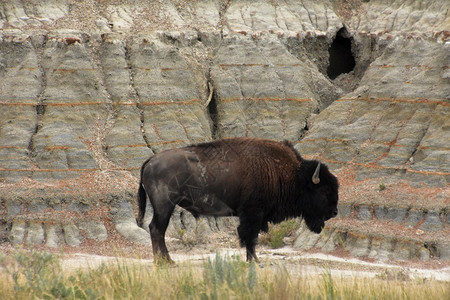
[54,248,450,282]
[1,228,449,282]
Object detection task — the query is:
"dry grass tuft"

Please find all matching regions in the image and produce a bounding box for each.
[1,250,448,300]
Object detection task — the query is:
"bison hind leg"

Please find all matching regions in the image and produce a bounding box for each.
[237,214,262,263]
[149,200,176,264]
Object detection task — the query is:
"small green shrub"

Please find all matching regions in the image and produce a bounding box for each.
[1,250,100,300]
[202,252,257,299]
[259,219,300,249]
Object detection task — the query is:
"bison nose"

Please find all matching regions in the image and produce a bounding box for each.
[332,208,338,217]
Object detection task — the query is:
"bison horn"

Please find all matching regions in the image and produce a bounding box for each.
[312,162,321,184]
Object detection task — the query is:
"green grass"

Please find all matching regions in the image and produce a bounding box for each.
[0,250,448,300]
[259,219,301,249]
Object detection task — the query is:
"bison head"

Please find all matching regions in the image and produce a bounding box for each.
[298,160,339,234]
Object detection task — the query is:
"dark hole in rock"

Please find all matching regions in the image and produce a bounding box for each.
[207,83,218,138]
[424,242,438,258]
[327,27,355,80]
[0,220,9,243]
[36,104,46,115]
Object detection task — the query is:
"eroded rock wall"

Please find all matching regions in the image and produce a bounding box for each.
[0,0,448,260]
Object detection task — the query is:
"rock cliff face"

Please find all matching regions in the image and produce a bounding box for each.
[0,0,448,260]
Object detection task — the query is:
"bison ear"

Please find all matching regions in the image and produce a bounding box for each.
[312,162,320,184]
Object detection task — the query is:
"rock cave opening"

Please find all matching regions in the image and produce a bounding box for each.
[207,82,218,138]
[327,27,356,80]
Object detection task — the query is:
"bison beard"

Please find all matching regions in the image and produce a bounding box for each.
[137,138,339,263]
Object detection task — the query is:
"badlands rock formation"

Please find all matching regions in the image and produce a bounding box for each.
[0,0,448,261]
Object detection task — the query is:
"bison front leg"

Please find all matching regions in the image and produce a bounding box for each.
[237,213,263,263]
[149,203,175,264]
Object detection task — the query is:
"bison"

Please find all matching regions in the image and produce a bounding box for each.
[137,137,339,263]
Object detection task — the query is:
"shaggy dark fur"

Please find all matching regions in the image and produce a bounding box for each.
[137,137,339,263]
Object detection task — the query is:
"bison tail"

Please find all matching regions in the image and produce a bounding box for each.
[137,158,151,228]
[137,183,147,228]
